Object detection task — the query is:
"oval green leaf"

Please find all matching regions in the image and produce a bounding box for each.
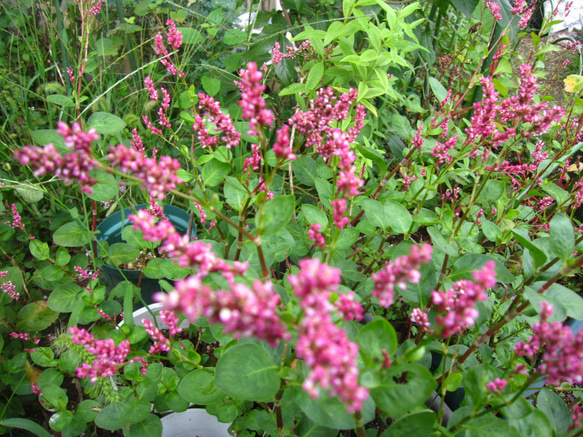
[215,343,280,402]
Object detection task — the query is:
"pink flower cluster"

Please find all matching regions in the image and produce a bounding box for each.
[411,308,432,333]
[74,266,99,281]
[160,276,288,347]
[238,62,273,135]
[129,209,247,281]
[106,144,182,200]
[464,64,565,153]
[193,94,241,149]
[273,125,296,161]
[515,302,583,385]
[485,160,538,187]
[511,0,535,27]
[308,223,325,248]
[331,199,349,230]
[431,135,459,165]
[154,19,184,77]
[7,203,25,233]
[288,258,367,413]
[431,261,496,338]
[485,1,502,20]
[334,292,364,321]
[371,244,433,307]
[74,0,101,15]
[243,143,261,175]
[330,129,364,197]
[272,40,313,65]
[143,310,182,353]
[130,128,145,153]
[464,65,564,152]
[0,271,18,300]
[486,377,507,394]
[289,87,359,154]
[14,122,100,194]
[69,327,130,383]
[31,382,42,397]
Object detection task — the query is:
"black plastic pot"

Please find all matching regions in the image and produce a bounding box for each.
[95,204,196,306]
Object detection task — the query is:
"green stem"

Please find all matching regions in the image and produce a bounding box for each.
[353,411,365,437]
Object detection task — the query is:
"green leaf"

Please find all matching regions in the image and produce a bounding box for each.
[382,410,436,437]
[87,112,126,135]
[481,220,501,242]
[95,38,118,56]
[178,370,226,405]
[279,83,305,97]
[500,395,533,420]
[464,364,495,409]
[443,373,463,392]
[429,77,448,102]
[335,227,359,250]
[545,283,583,319]
[120,397,151,424]
[46,94,74,107]
[178,27,202,44]
[75,400,100,423]
[31,129,65,147]
[293,157,317,187]
[512,230,547,269]
[384,201,412,234]
[257,195,295,236]
[53,221,92,247]
[202,75,221,97]
[450,0,479,19]
[537,389,571,436]
[356,319,398,367]
[31,347,57,367]
[29,240,50,260]
[215,343,280,402]
[124,414,163,437]
[302,204,328,228]
[224,177,248,211]
[17,301,59,331]
[143,258,187,280]
[14,184,44,203]
[85,172,119,202]
[372,363,437,417]
[106,243,140,266]
[201,159,230,187]
[449,254,514,283]
[40,384,68,410]
[462,416,521,436]
[55,247,71,266]
[49,411,73,432]
[0,418,52,437]
[305,61,324,92]
[95,403,126,430]
[477,180,505,204]
[362,198,388,231]
[427,226,458,257]
[296,389,375,429]
[356,143,387,173]
[224,29,246,45]
[549,213,575,261]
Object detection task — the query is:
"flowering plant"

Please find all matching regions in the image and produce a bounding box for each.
[4,0,583,436]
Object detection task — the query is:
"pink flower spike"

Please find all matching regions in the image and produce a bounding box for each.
[372,244,433,307]
[273,125,296,161]
[106,144,182,200]
[14,122,100,194]
[486,377,507,395]
[238,62,273,135]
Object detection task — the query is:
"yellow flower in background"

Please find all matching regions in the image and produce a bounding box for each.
[564,75,583,93]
